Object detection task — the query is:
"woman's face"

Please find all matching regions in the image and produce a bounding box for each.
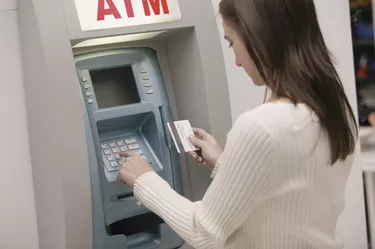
[222,19,265,86]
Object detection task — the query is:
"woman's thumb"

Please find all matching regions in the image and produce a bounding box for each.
[189,136,204,148]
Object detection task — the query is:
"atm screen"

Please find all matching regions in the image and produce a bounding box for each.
[90,66,141,109]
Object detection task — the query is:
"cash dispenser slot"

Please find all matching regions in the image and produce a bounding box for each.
[111,193,134,201]
[109,212,164,249]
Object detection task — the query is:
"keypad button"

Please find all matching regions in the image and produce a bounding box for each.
[125,138,136,144]
[142,156,151,163]
[81,76,88,82]
[134,149,143,155]
[140,68,147,73]
[109,142,117,148]
[117,141,125,146]
[101,144,109,149]
[118,158,126,164]
[107,155,115,161]
[110,161,118,167]
[86,91,92,96]
[112,148,120,153]
[142,75,149,80]
[83,84,90,89]
[88,98,94,104]
[144,82,152,87]
[120,146,128,152]
[103,149,111,155]
[115,154,121,159]
[146,89,154,94]
[128,144,140,150]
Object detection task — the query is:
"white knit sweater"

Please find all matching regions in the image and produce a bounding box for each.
[133,102,354,249]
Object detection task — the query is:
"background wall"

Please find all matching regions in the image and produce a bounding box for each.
[315,1,368,247]
[0,0,16,11]
[0,1,39,249]
[210,0,368,248]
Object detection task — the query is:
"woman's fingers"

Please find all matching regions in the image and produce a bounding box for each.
[192,127,209,139]
[189,135,205,148]
[189,151,206,165]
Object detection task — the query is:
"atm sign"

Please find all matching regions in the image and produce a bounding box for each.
[73,0,182,31]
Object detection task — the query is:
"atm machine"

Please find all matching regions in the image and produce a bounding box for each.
[18,0,232,248]
[75,48,185,248]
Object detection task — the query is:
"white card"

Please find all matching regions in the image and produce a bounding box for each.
[167,120,198,153]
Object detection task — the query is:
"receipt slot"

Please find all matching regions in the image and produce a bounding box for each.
[76,48,184,249]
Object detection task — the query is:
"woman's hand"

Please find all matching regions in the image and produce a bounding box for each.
[117,151,152,186]
[369,113,375,127]
[189,128,223,168]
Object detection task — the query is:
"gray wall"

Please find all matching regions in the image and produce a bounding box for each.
[0,1,39,249]
[18,0,92,248]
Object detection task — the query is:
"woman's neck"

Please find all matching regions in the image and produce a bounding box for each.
[266,95,301,104]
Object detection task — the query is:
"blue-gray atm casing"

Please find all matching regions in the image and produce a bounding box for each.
[75,48,184,249]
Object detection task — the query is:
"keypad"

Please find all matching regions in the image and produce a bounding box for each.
[128,144,140,150]
[120,146,128,152]
[134,149,143,155]
[125,138,136,144]
[101,137,151,169]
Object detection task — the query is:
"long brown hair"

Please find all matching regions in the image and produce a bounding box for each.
[219,0,358,164]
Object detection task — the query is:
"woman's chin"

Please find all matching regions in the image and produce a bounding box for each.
[252,80,265,86]
[248,76,266,86]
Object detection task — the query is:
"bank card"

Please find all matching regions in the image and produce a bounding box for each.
[167,120,198,153]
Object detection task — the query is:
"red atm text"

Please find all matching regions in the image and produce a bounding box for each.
[97,0,170,21]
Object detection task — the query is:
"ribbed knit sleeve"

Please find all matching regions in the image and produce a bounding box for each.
[210,160,221,178]
[133,117,275,249]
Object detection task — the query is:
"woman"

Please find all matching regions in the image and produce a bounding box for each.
[118,0,358,248]
[370,113,375,126]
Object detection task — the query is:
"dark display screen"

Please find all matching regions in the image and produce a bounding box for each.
[90,66,140,109]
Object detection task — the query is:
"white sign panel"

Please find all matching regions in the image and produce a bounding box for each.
[73,0,182,31]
